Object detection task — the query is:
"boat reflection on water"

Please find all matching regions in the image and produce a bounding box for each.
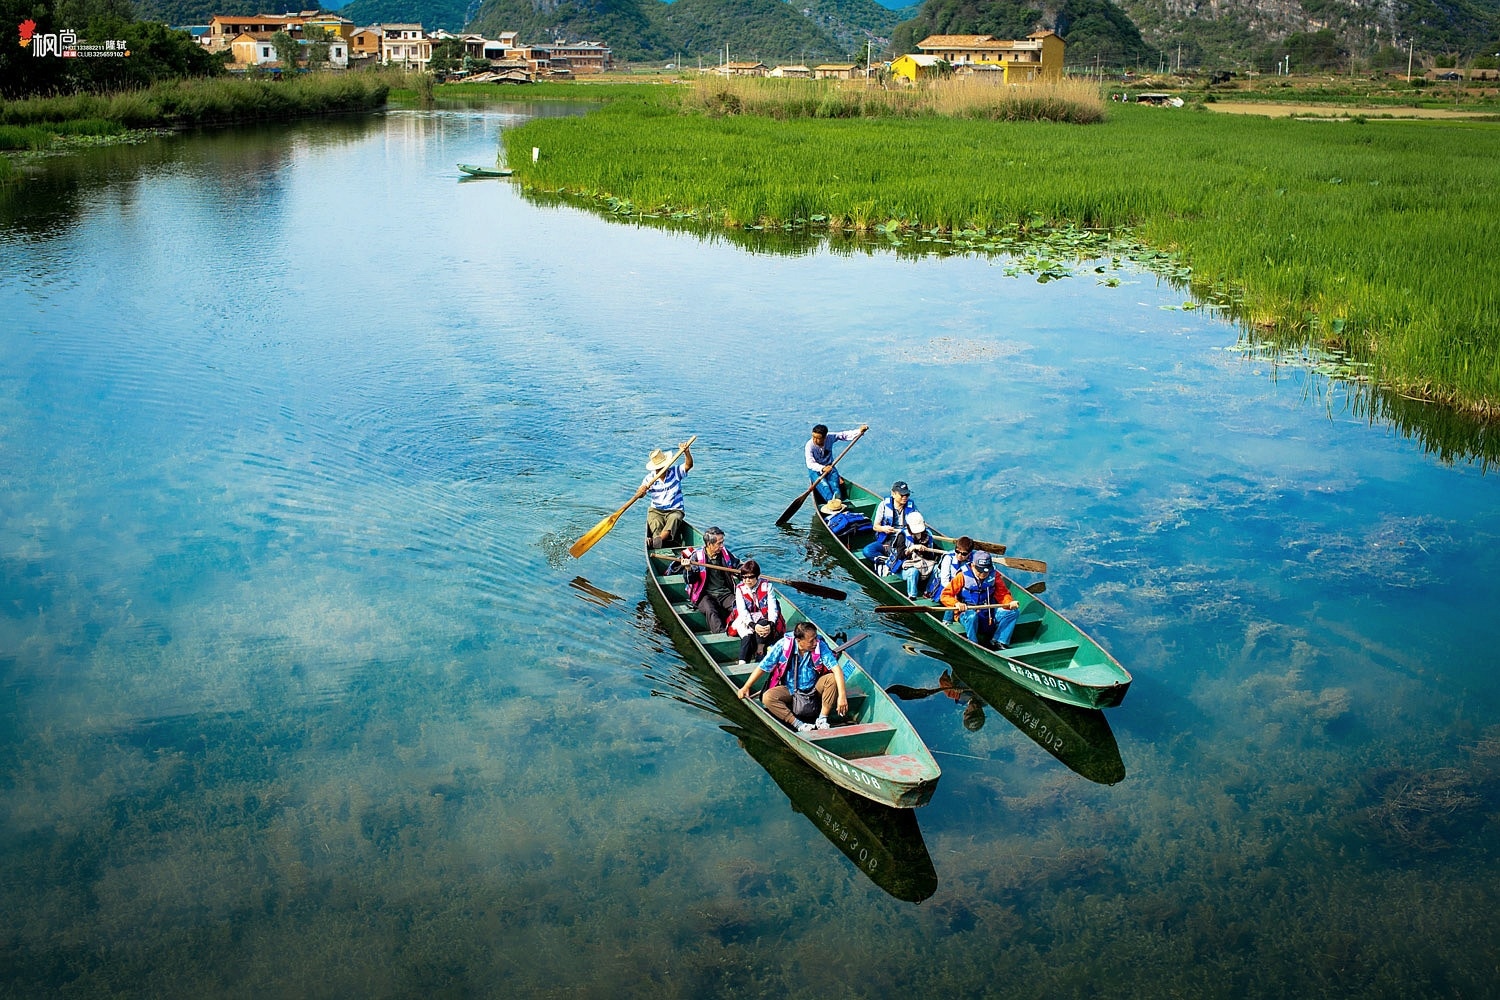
[891,653,1126,785]
[641,588,939,903]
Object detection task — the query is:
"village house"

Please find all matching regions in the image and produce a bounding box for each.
[380,24,431,68]
[201,11,352,53]
[545,39,611,73]
[912,31,1065,81]
[888,52,944,83]
[721,61,767,77]
[813,63,857,80]
[768,65,811,78]
[349,26,381,60]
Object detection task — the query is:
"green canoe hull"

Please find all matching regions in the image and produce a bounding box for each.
[649,585,939,901]
[647,523,941,809]
[457,163,512,177]
[811,479,1132,711]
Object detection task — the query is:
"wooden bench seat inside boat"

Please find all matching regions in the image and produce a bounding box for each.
[803,721,896,758]
[1004,639,1080,664]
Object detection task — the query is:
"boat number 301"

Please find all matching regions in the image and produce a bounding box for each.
[1006,662,1072,694]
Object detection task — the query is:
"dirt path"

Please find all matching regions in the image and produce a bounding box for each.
[1208,101,1497,119]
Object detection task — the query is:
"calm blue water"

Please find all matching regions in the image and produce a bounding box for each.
[2,106,1497,997]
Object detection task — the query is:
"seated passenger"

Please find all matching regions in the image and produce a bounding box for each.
[677,526,739,634]
[735,621,848,733]
[727,559,784,664]
[927,535,975,621]
[939,551,1020,649]
[882,511,938,599]
[861,480,918,563]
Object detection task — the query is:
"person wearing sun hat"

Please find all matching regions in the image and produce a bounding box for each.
[883,510,938,599]
[939,550,1020,649]
[861,480,919,563]
[633,440,694,549]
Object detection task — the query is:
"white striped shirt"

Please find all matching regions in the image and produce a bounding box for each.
[641,466,685,511]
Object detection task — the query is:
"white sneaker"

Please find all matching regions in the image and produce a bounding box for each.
[815,716,831,730]
[796,721,815,733]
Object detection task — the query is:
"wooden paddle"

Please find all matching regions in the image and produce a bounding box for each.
[651,552,848,601]
[874,580,1044,614]
[929,532,1006,556]
[569,435,696,559]
[832,632,868,655]
[775,426,867,525]
[910,542,1045,574]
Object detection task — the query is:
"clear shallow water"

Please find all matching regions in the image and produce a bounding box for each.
[2,106,1498,997]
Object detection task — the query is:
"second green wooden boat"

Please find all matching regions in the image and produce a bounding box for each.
[810,478,1133,710]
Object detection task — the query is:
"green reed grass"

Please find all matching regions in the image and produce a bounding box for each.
[0,73,390,131]
[505,98,1500,415]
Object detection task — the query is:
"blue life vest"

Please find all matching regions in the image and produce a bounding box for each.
[957,565,996,628]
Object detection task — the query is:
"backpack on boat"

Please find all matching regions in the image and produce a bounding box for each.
[826,509,871,541]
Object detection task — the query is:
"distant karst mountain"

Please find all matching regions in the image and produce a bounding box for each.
[129,0,1500,68]
[337,0,480,32]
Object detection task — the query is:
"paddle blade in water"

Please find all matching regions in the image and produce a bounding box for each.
[776,489,810,525]
[569,511,620,559]
[787,579,847,601]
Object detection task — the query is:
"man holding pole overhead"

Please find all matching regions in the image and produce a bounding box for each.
[634,440,693,549]
[804,423,867,504]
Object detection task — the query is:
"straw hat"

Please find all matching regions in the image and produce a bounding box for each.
[645,448,671,471]
[820,497,846,515]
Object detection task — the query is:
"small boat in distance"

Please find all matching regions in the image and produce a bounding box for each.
[457,163,513,177]
[646,522,940,809]
[810,478,1132,710]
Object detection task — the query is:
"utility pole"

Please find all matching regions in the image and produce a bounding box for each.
[1407,37,1414,80]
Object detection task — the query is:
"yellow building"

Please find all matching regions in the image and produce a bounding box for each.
[889,53,944,84]
[915,30,1065,81]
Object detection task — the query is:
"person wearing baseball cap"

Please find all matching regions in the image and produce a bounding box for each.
[939,549,1021,649]
[861,479,920,564]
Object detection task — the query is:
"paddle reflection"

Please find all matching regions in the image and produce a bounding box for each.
[640,589,939,904]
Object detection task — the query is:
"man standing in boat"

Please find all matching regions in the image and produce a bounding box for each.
[804,423,866,504]
[736,622,848,733]
[940,551,1021,649]
[677,526,738,634]
[634,441,693,549]
[862,480,919,563]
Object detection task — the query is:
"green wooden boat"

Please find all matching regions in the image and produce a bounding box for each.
[811,478,1132,710]
[457,163,513,177]
[647,587,938,900]
[646,523,941,809]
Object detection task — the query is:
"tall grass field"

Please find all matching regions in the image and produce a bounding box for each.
[503,91,1500,416]
[0,73,391,137]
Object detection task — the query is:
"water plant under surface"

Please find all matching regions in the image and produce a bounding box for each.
[502,91,1500,418]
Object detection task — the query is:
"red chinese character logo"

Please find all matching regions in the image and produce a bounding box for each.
[19,19,37,46]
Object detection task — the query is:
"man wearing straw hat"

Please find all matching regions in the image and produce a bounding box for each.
[634,440,693,549]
